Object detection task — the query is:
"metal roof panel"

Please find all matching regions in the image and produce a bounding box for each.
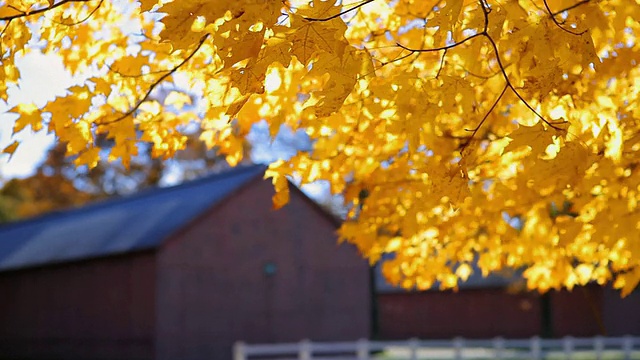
[0,165,265,271]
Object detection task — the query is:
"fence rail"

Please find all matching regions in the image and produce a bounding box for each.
[234,336,640,360]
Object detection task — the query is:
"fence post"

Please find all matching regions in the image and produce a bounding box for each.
[453,337,464,360]
[233,342,246,360]
[562,336,574,360]
[530,336,541,360]
[408,338,419,360]
[622,335,633,360]
[357,338,369,360]
[594,335,604,360]
[492,337,505,360]
[299,339,312,360]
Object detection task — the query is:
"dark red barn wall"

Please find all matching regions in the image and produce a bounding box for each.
[0,253,156,360]
[377,288,542,339]
[377,285,623,340]
[602,287,640,336]
[155,179,370,360]
[550,285,603,337]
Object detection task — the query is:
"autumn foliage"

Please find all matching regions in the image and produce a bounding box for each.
[1,0,640,295]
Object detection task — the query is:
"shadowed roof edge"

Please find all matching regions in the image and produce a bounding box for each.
[0,165,266,272]
[0,164,266,232]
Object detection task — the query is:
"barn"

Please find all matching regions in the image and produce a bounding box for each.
[0,165,371,360]
[374,263,640,339]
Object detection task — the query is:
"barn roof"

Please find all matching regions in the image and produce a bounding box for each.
[0,165,265,272]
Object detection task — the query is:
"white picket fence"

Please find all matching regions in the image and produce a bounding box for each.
[234,336,640,360]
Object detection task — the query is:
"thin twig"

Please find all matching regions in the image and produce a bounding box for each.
[0,0,93,21]
[396,0,567,136]
[482,33,564,130]
[435,49,447,78]
[99,34,210,125]
[0,19,12,54]
[461,83,508,149]
[552,0,591,16]
[304,0,376,22]
[374,50,418,69]
[53,0,104,26]
[396,32,484,53]
[105,63,171,78]
[543,0,586,35]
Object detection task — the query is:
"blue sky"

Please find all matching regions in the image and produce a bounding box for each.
[0,52,75,178]
[0,52,308,179]
[0,51,337,208]
[0,0,312,181]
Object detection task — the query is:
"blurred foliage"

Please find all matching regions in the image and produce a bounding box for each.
[0,131,252,223]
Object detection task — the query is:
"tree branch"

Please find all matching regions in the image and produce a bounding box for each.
[543,0,586,36]
[481,33,565,130]
[0,0,93,21]
[397,0,567,132]
[396,32,484,53]
[52,0,104,27]
[105,63,170,78]
[435,49,447,78]
[462,83,508,149]
[0,19,12,55]
[372,50,418,72]
[99,34,210,126]
[552,0,591,16]
[304,0,376,22]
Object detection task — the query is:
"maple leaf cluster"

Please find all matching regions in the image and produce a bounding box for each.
[2,0,640,295]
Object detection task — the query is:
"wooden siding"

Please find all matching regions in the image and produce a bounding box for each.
[156,179,370,360]
[0,253,156,360]
[377,285,640,339]
[550,285,603,337]
[378,288,542,339]
[602,287,640,336]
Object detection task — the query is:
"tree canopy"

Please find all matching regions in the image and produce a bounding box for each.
[1,0,640,295]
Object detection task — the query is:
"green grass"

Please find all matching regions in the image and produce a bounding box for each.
[374,346,640,360]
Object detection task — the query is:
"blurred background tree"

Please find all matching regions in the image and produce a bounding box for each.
[0,128,253,223]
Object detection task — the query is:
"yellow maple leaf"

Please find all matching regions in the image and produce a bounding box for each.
[2,0,640,297]
[614,267,640,298]
[11,103,42,132]
[158,0,218,51]
[264,160,291,209]
[139,0,158,12]
[163,91,192,110]
[305,47,373,117]
[2,141,19,158]
[504,121,559,155]
[74,147,101,169]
